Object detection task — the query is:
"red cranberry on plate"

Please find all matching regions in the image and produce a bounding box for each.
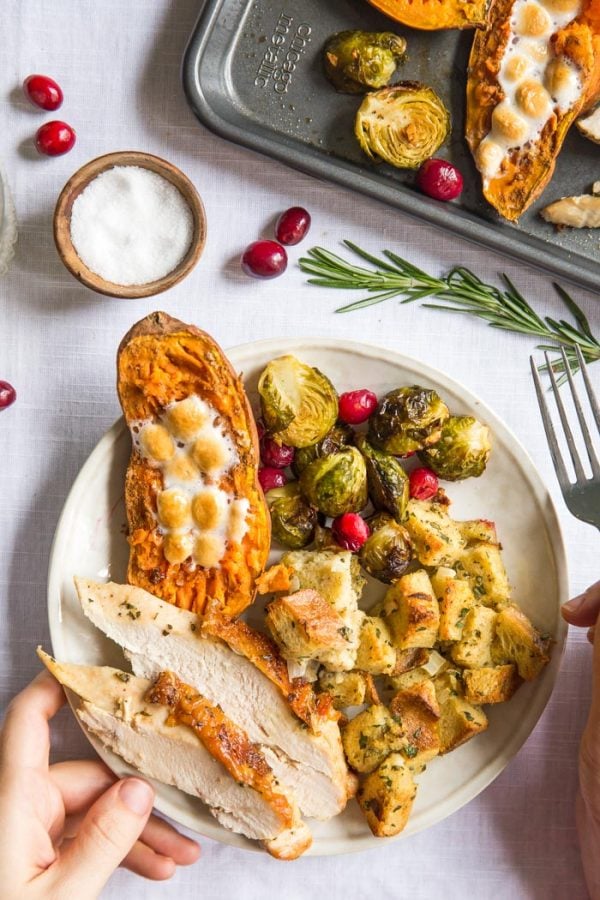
[338,389,378,425]
[332,512,370,552]
[261,436,295,469]
[259,467,288,492]
[409,467,439,500]
[416,159,463,202]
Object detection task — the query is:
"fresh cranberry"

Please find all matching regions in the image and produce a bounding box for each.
[275,207,311,246]
[338,389,378,425]
[259,467,287,492]
[241,240,287,279]
[409,467,439,500]
[0,381,16,410]
[416,159,464,202]
[35,120,76,156]
[261,436,295,468]
[332,513,370,552]
[23,74,63,111]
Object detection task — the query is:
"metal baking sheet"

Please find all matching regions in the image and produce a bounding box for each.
[183,0,600,292]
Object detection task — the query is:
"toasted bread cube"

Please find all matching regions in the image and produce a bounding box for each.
[392,647,431,676]
[455,542,510,607]
[494,605,551,680]
[434,671,488,753]
[404,499,465,567]
[389,679,441,768]
[462,664,521,705]
[458,519,498,545]
[356,616,397,675]
[451,605,497,669]
[382,570,439,650]
[431,569,478,642]
[318,670,367,709]
[265,589,355,671]
[357,753,417,837]
[341,705,404,773]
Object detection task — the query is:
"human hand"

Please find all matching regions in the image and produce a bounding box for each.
[562,581,600,899]
[0,670,200,900]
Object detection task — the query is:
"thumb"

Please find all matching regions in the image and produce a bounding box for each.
[53,778,154,898]
[562,581,600,627]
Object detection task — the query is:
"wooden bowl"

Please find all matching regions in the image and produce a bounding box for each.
[53,151,207,299]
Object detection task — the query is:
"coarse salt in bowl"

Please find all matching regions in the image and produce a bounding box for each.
[53,152,207,299]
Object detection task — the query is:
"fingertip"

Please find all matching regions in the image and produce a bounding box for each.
[176,839,201,866]
[150,856,177,881]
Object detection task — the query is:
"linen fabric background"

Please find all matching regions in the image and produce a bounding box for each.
[1,1,599,898]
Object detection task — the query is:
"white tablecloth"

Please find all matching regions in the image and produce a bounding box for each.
[1,1,599,897]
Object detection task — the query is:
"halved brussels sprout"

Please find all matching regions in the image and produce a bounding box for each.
[359,513,413,583]
[355,82,450,169]
[258,355,338,448]
[418,415,491,480]
[299,447,368,517]
[368,385,449,455]
[356,434,409,522]
[323,30,407,94]
[266,483,318,549]
[292,423,355,477]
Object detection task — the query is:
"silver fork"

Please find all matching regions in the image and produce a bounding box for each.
[530,346,600,530]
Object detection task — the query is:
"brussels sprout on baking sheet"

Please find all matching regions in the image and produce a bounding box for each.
[418,415,491,480]
[355,83,450,170]
[359,512,413,583]
[323,30,407,94]
[266,482,318,549]
[299,446,368,517]
[293,423,354,477]
[368,385,449,455]
[258,354,338,448]
[356,433,409,522]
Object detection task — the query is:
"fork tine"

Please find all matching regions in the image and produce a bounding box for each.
[575,345,600,432]
[530,356,570,489]
[561,348,600,479]
[545,351,587,482]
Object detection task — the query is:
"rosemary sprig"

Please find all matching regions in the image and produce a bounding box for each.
[299,241,600,377]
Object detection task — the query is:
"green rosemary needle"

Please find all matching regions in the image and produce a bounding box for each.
[299,241,600,376]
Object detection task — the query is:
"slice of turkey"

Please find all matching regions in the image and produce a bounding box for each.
[74,578,352,820]
[37,649,311,860]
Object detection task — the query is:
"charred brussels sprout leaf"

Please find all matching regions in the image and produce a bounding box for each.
[418,415,491,480]
[258,355,338,448]
[359,513,413,583]
[292,423,355,477]
[368,385,449,455]
[355,82,450,169]
[356,434,409,522]
[266,483,318,549]
[299,447,368,517]
[323,30,407,94]
[313,523,345,552]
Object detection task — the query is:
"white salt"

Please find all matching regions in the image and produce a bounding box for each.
[70,165,194,286]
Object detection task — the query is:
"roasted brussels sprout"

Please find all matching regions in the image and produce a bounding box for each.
[313,524,343,552]
[355,82,450,169]
[418,415,491,480]
[258,355,338,448]
[368,385,449,455]
[359,513,413,583]
[356,434,409,522]
[323,30,407,94]
[299,447,368,517]
[292,423,355,477]
[266,483,318,549]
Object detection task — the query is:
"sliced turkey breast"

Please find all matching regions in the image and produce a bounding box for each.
[74,578,354,820]
[37,649,311,859]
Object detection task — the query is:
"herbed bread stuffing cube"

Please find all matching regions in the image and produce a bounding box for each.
[355,615,397,675]
[494,605,551,680]
[455,542,511,607]
[265,589,355,671]
[403,498,465,567]
[357,753,417,837]
[341,704,405,773]
[434,670,488,754]
[462,664,522,705]
[382,570,440,650]
[318,670,367,709]
[450,605,497,669]
[430,567,478,642]
[389,678,441,768]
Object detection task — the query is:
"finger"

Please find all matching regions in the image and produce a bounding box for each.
[121,840,176,881]
[50,760,115,815]
[49,777,154,897]
[138,814,200,866]
[0,670,65,771]
[562,581,600,627]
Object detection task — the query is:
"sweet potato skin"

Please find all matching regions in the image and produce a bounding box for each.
[366,0,488,30]
[117,312,270,618]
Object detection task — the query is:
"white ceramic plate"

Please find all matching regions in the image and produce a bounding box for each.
[47,338,568,857]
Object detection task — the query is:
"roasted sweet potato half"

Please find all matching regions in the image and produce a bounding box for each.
[366,0,488,30]
[117,311,270,618]
[467,0,600,221]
